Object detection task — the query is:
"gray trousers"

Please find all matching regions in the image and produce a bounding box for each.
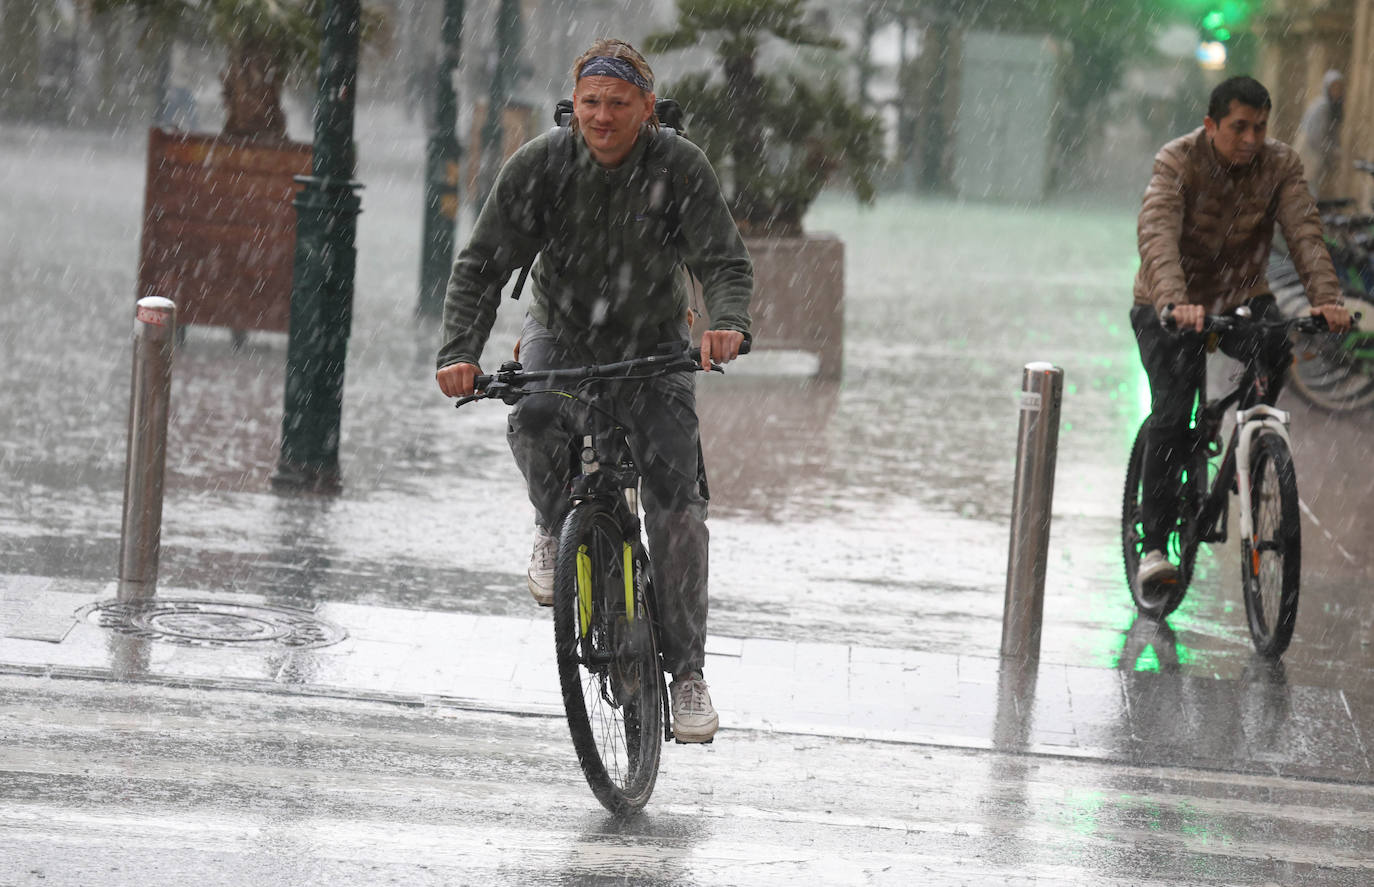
[506,316,709,676]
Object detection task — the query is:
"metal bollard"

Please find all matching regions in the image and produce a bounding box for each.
[117,297,176,602]
[1001,362,1064,660]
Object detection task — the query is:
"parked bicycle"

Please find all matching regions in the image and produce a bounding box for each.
[453,342,742,814]
[1122,305,1330,657]
[1267,159,1374,411]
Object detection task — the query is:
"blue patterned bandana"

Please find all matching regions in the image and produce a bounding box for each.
[578,56,652,93]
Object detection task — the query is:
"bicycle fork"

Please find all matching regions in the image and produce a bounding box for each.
[1233,405,1293,541]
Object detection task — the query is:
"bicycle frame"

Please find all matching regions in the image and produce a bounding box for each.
[1177,324,1295,552]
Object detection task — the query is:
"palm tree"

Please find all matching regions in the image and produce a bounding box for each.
[646,0,882,236]
[91,0,354,139]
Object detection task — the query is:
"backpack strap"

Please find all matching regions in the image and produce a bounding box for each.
[509,123,574,301]
[509,116,683,301]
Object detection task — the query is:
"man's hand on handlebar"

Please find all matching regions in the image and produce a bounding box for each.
[1312,303,1353,333]
[699,330,745,371]
[1169,304,1207,332]
[437,362,481,398]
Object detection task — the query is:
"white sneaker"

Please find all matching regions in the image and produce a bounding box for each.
[669,672,718,743]
[527,526,556,606]
[1138,549,1179,586]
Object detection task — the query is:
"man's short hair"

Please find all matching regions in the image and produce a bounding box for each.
[1207,76,1272,122]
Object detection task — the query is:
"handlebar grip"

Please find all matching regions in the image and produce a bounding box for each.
[473,374,493,390]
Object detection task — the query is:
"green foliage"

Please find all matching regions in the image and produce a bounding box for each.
[88,0,386,78]
[91,0,319,70]
[646,0,882,235]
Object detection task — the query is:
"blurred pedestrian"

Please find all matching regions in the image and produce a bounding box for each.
[1293,69,1345,198]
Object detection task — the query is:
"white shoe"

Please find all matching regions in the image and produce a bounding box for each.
[527,526,556,606]
[669,672,718,743]
[1138,549,1179,586]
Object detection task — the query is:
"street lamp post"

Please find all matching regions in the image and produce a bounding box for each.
[273,0,364,493]
[475,0,522,210]
[416,0,465,320]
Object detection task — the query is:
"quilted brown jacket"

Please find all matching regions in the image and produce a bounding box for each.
[1133,127,1341,315]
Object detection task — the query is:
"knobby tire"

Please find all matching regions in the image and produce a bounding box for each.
[552,500,662,815]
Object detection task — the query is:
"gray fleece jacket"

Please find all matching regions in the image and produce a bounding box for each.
[437,124,753,369]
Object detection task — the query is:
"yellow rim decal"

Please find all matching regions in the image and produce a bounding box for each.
[577,545,592,635]
[622,542,635,624]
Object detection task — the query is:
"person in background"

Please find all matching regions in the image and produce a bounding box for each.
[1293,69,1345,198]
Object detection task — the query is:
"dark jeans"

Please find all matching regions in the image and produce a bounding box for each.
[506,316,709,676]
[1130,296,1291,550]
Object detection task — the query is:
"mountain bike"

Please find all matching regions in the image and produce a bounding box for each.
[453,342,740,814]
[1267,159,1374,411]
[1122,306,1330,657]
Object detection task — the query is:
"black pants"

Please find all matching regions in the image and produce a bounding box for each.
[1130,296,1291,550]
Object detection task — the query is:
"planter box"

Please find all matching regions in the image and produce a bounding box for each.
[138,128,312,334]
[741,232,845,379]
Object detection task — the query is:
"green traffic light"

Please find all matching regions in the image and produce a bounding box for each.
[1202,10,1225,29]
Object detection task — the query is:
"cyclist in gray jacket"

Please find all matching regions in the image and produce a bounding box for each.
[435,38,752,743]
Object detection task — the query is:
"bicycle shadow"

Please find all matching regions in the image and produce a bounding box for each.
[556,810,713,886]
[1117,614,1296,770]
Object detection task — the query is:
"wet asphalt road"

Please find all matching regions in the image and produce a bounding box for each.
[1,111,1372,883]
[3,675,1372,886]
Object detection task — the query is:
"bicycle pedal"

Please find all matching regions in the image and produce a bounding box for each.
[674,737,714,745]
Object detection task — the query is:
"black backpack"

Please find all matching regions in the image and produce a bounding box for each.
[508,98,688,301]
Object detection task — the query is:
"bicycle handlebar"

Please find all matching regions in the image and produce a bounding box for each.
[1159,303,1332,335]
[453,340,751,408]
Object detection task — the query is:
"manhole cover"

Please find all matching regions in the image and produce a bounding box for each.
[82,599,346,649]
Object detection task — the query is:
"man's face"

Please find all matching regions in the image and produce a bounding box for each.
[573,75,655,168]
[1204,100,1268,167]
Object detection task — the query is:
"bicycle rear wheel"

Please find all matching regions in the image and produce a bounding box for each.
[1122,419,1197,619]
[553,500,662,815]
[1286,294,1374,412]
[1271,263,1374,412]
[1241,430,1301,657]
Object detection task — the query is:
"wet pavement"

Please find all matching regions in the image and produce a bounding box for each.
[1,112,1373,883]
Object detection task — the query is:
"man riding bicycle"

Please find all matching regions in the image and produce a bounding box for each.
[1131,75,1350,588]
[434,38,753,743]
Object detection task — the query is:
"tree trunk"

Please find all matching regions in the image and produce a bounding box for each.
[0,0,42,118]
[723,50,769,233]
[221,42,287,139]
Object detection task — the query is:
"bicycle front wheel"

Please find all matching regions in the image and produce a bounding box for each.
[1241,430,1301,657]
[1122,419,1196,619]
[552,500,662,815]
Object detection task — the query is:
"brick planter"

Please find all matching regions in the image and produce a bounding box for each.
[138,128,312,336]
[742,232,845,379]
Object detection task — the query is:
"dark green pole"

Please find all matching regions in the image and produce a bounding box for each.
[416,0,464,319]
[475,0,522,209]
[273,0,363,493]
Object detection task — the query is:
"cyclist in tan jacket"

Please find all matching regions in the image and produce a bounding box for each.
[1131,75,1350,587]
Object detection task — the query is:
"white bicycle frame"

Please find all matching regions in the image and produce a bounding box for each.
[1232,404,1292,540]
